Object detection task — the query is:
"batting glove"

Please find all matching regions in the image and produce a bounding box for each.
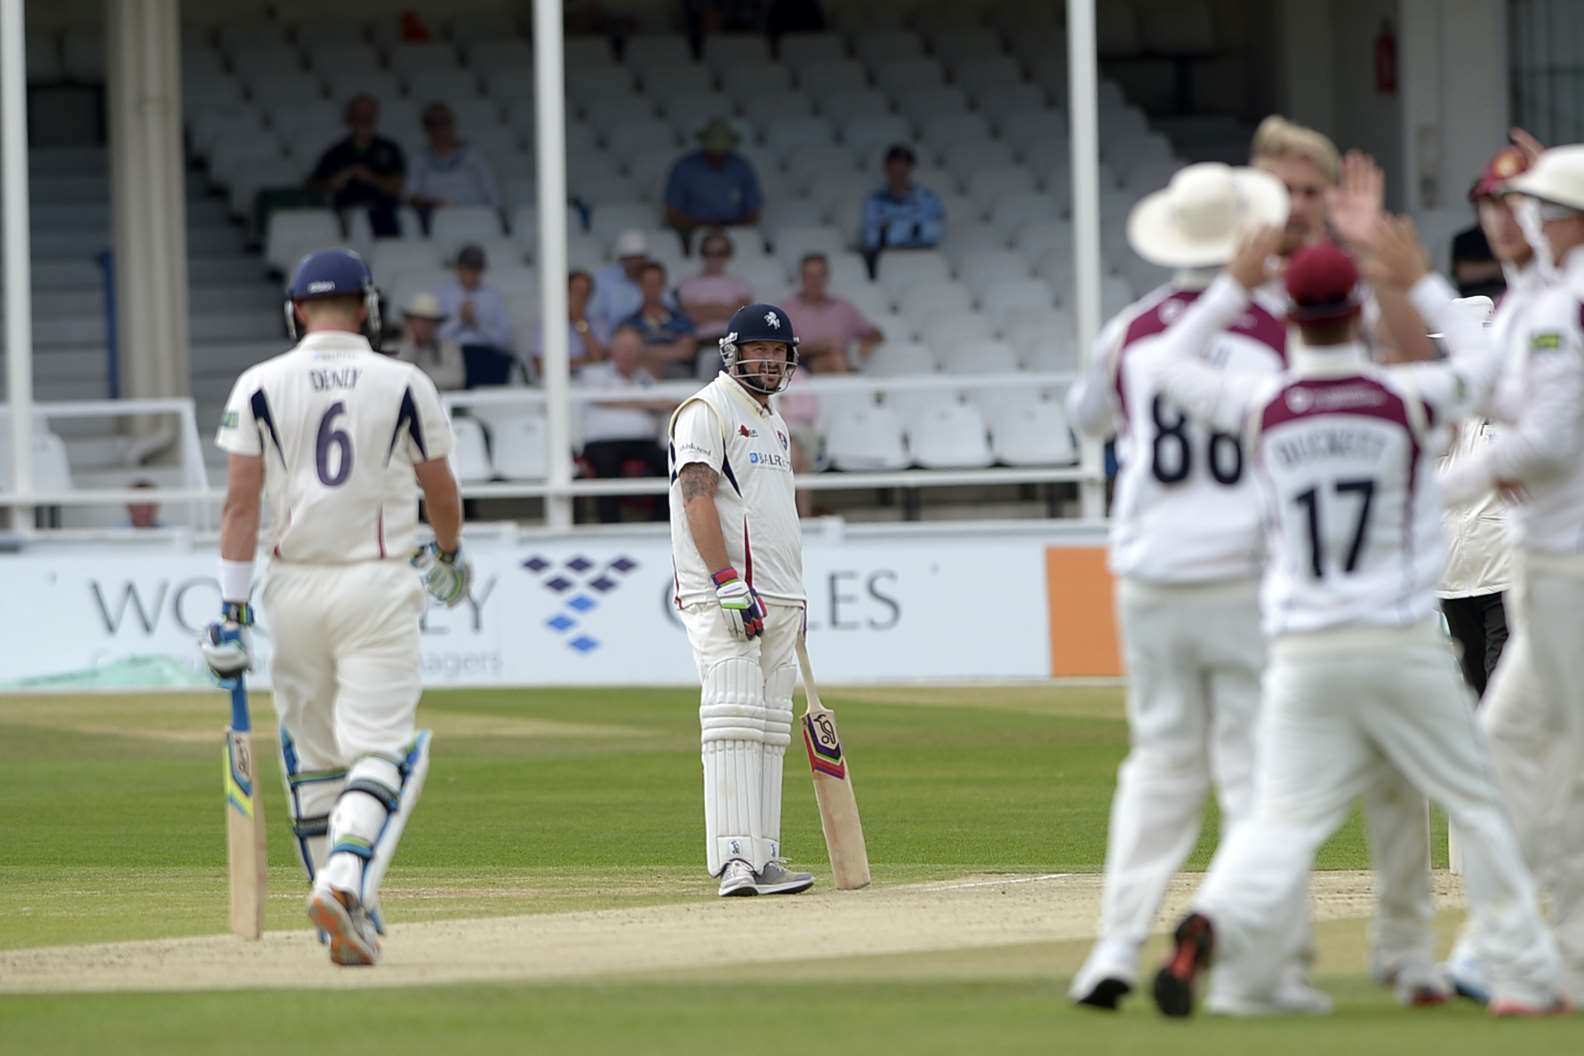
[712,567,765,640]
[200,602,255,679]
[413,542,473,609]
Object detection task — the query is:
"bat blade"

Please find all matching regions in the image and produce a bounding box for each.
[224,680,267,939]
[797,641,871,891]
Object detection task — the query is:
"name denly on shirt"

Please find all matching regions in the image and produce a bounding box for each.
[1272,428,1387,468]
[310,367,361,392]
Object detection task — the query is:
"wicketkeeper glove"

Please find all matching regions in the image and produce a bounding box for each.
[412,542,473,608]
[200,602,255,679]
[712,567,765,640]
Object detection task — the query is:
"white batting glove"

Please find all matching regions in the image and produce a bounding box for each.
[199,602,255,679]
[711,567,765,640]
[412,542,473,608]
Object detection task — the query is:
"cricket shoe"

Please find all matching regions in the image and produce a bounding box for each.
[1488,994,1574,1018]
[754,859,814,895]
[1392,961,1451,1007]
[1152,913,1214,1019]
[1069,942,1136,1011]
[718,859,757,897]
[1443,954,1490,1005]
[307,886,381,966]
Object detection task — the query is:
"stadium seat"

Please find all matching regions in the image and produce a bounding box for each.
[921,311,995,361]
[839,114,913,165]
[917,112,993,152]
[864,340,936,376]
[446,9,524,45]
[587,200,661,244]
[600,118,680,156]
[953,57,1025,98]
[816,88,892,123]
[771,224,847,264]
[371,240,446,281]
[906,402,992,469]
[892,86,973,128]
[737,87,816,123]
[942,226,1010,270]
[959,249,1032,299]
[992,401,1078,465]
[302,42,380,78]
[853,30,926,71]
[981,277,1056,320]
[1011,217,1072,258]
[941,140,1016,180]
[779,32,847,66]
[700,33,773,66]
[563,36,617,68]
[0,424,74,494]
[761,115,837,160]
[940,338,1020,375]
[449,415,494,483]
[1018,327,1081,373]
[246,73,327,109]
[623,34,694,76]
[798,59,871,102]
[482,407,549,480]
[825,404,909,471]
[733,258,792,299]
[875,251,951,298]
[465,40,535,74]
[566,65,636,101]
[265,209,341,275]
[429,206,506,250]
[720,61,794,98]
[886,386,958,425]
[930,28,1005,72]
[965,166,1038,203]
[636,62,715,98]
[386,42,462,79]
[408,67,483,102]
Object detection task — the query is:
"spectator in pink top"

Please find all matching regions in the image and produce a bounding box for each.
[781,252,884,374]
[678,228,754,342]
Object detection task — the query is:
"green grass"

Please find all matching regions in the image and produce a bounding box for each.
[0,684,1479,1053]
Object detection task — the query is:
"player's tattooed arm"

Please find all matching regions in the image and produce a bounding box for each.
[679,463,719,504]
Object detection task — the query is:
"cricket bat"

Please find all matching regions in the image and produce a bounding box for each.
[223,677,267,938]
[796,637,871,890]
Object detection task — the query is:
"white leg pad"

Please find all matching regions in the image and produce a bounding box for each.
[321,753,404,901]
[700,656,769,875]
[760,660,797,865]
[360,731,431,932]
[278,724,345,885]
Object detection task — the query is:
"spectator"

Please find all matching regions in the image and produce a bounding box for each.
[782,252,883,373]
[407,101,503,222]
[309,93,406,238]
[589,229,652,343]
[438,244,516,386]
[860,144,945,262]
[127,479,162,529]
[1452,167,1505,300]
[393,292,466,390]
[578,326,670,523]
[620,262,697,377]
[664,117,763,242]
[534,269,607,372]
[678,228,753,341]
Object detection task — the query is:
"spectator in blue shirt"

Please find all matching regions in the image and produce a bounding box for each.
[620,262,698,378]
[437,243,518,386]
[860,144,945,262]
[664,117,762,244]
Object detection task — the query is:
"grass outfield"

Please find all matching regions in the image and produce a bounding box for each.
[0,683,1517,1054]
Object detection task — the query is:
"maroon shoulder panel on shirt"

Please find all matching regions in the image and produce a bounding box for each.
[1259,374,1421,483]
[1114,290,1288,416]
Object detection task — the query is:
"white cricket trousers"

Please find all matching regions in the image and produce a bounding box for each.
[264,560,425,769]
[680,598,802,875]
[1194,619,1563,1007]
[1452,550,1584,997]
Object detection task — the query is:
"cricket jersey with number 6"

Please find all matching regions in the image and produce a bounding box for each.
[667,371,804,607]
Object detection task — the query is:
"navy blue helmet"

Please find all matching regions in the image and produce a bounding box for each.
[283,248,382,344]
[719,303,799,394]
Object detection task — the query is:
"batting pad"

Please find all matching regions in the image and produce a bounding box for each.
[278,724,347,885]
[700,656,769,875]
[360,730,431,934]
[760,659,797,865]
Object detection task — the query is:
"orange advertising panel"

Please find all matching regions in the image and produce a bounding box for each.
[1044,546,1122,677]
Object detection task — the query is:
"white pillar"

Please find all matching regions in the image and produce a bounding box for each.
[1067,0,1105,520]
[533,0,573,530]
[107,0,189,408]
[1399,0,1507,214]
[2,0,34,531]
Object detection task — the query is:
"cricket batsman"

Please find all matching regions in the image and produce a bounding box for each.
[668,302,814,897]
[199,249,472,965]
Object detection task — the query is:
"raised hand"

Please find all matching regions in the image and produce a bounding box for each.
[1360,215,1430,291]
[1325,150,1385,249]
[1510,127,1545,166]
[1228,226,1285,291]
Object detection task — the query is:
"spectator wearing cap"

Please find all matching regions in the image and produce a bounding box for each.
[664,117,763,242]
[782,252,883,374]
[407,101,503,223]
[678,228,753,342]
[534,269,607,373]
[1451,146,1532,300]
[393,292,466,390]
[619,262,698,377]
[127,479,162,529]
[577,325,671,523]
[589,229,654,343]
[438,243,516,386]
[860,144,944,262]
[309,93,407,238]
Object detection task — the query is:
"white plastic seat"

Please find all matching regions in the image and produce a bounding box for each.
[772,224,847,264]
[864,340,936,376]
[265,209,342,274]
[959,249,1031,299]
[733,258,791,299]
[886,386,957,425]
[981,277,1056,320]
[839,114,913,165]
[779,32,847,66]
[429,205,505,249]
[931,28,1005,72]
[566,65,635,100]
[370,240,446,281]
[825,404,908,471]
[600,118,680,156]
[700,33,773,66]
[484,408,549,480]
[941,226,1010,270]
[921,311,995,360]
[466,40,535,75]
[407,67,482,102]
[853,30,925,70]
[898,279,975,323]
[992,400,1079,466]
[872,57,944,99]
[797,59,870,100]
[448,415,494,482]
[587,200,661,244]
[867,310,915,343]
[953,57,1025,99]
[247,73,327,109]
[917,112,993,151]
[906,402,992,469]
[1011,217,1073,258]
[623,34,694,76]
[563,37,616,68]
[229,45,305,82]
[303,42,380,77]
[737,87,816,123]
[1102,275,1136,318]
[636,61,715,98]
[720,62,794,98]
[761,115,837,160]
[582,93,653,132]
[965,165,1038,202]
[1018,326,1082,373]
[875,251,951,298]
[998,109,1069,153]
[892,86,973,128]
[940,338,1019,375]
[940,138,1016,178]
[386,42,461,79]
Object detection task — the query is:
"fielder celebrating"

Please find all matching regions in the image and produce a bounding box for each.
[1065,162,1305,1012]
[669,303,813,897]
[200,249,471,965]
[1149,227,1569,1018]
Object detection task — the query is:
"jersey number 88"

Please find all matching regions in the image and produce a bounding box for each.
[1149,395,1242,486]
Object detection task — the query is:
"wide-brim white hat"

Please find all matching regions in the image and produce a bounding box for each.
[1127,163,1290,268]
[1503,145,1584,213]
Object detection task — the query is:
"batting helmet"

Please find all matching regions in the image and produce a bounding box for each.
[284,248,383,344]
[720,303,799,394]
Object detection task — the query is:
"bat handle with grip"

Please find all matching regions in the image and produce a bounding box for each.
[795,637,821,710]
[228,676,251,733]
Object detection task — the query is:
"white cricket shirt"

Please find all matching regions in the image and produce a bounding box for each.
[216,331,454,565]
[667,372,804,606]
[1068,275,1288,584]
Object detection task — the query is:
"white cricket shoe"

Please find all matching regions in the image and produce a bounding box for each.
[718,859,757,897]
[307,885,381,966]
[1393,960,1452,1007]
[754,859,814,895]
[1069,941,1136,1010]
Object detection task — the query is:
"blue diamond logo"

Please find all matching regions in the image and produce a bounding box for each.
[610,557,637,574]
[524,556,550,573]
[569,635,600,653]
[567,556,594,573]
[567,595,597,613]
[589,576,617,593]
[546,614,576,633]
[544,576,573,593]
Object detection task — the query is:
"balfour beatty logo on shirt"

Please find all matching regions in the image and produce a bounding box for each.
[739,423,791,470]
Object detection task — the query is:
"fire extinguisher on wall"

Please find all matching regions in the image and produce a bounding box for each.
[1375,18,1398,95]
